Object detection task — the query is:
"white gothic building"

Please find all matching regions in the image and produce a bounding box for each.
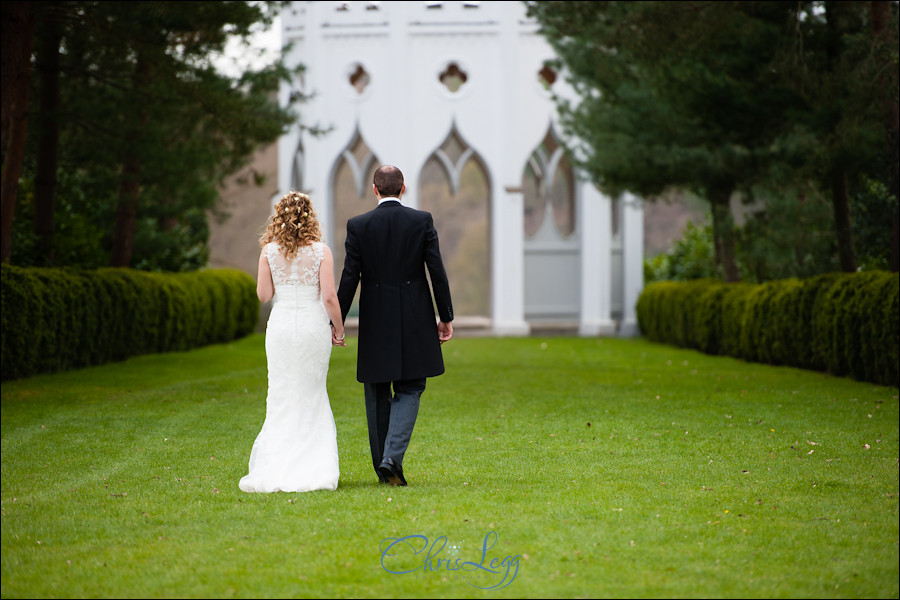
[277,1,644,336]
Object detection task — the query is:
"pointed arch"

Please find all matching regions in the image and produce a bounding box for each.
[429,124,477,196]
[331,127,380,314]
[337,127,380,198]
[522,123,580,324]
[522,125,575,239]
[419,124,492,317]
[290,137,305,191]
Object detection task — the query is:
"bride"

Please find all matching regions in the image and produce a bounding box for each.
[239,191,346,493]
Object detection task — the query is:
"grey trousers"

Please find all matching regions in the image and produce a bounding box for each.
[364,378,426,476]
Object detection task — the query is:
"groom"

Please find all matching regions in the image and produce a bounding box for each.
[337,165,454,486]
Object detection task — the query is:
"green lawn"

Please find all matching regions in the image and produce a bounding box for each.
[1,335,897,599]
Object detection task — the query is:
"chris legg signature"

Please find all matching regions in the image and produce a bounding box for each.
[379,531,520,589]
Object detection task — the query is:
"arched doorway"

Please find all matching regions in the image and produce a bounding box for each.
[522,126,580,325]
[418,125,491,317]
[331,128,380,317]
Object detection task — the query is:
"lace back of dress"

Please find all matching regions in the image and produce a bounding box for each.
[266,241,322,289]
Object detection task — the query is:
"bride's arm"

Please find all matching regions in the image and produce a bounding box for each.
[318,245,346,345]
[257,251,274,303]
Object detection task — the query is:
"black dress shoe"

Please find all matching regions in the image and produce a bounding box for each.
[378,457,407,486]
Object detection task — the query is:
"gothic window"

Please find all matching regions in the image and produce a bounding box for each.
[551,151,574,237]
[538,64,557,89]
[522,159,545,237]
[419,125,490,316]
[439,62,468,93]
[348,63,370,94]
[522,127,575,239]
[291,138,304,191]
[332,130,379,307]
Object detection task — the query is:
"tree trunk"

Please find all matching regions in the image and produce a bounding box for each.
[825,1,858,273]
[0,2,35,263]
[831,165,857,272]
[109,54,151,268]
[110,159,140,267]
[894,197,899,273]
[34,3,62,265]
[871,1,899,272]
[709,183,741,282]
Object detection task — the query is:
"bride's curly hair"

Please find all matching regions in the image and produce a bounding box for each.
[259,191,322,259]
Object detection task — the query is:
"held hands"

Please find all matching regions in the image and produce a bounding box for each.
[438,321,453,345]
[331,324,347,347]
[331,323,448,345]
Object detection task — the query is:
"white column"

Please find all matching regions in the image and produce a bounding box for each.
[491,8,529,337]
[492,186,530,336]
[579,182,616,336]
[620,192,644,336]
[277,13,301,198]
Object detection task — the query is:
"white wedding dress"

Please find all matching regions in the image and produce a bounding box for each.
[239,241,340,493]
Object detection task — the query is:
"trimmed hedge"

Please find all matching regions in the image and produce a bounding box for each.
[1,264,259,382]
[636,271,899,388]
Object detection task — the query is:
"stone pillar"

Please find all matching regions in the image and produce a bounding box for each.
[579,183,616,336]
[492,186,530,336]
[620,192,644,336]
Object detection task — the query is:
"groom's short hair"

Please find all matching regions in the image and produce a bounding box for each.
[374,165,404,197]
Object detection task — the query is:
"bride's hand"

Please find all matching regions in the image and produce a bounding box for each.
[331,325,347,347]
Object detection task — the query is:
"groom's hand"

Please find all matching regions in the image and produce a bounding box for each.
[438,321,453,345]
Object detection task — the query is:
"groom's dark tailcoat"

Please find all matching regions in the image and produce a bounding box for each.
[337,200,453,383]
